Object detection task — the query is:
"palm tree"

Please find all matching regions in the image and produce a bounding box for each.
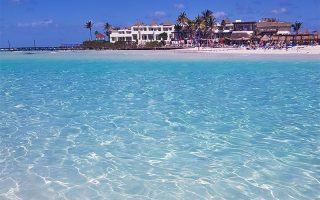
[185,19,195,39]
[177,11,189,26]
[193,15,205,46]
[104,22,113,41]
[219,18,231,39]
[174,24,183,40]
[292,21,302,44]
[202,9,213,21]
[194,15,204,36]
[220,19,227,31]
[176,12,190,40]
[292,21,302,35]
[201,9,215,39]
[84,21,93,41]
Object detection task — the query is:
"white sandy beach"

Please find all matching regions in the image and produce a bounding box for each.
[1,46,320,61]
[178,45,320,55]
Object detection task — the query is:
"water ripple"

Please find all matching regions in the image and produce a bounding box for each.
[0,58,319,199]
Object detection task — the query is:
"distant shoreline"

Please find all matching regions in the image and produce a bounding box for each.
[0,46,183,52]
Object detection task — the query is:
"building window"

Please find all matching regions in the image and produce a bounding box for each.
[148,34,153,40]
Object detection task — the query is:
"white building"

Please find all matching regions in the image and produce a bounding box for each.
[214,22,234,38]
[109,22,175,44]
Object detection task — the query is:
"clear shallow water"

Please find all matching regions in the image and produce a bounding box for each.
[0,54,320,199]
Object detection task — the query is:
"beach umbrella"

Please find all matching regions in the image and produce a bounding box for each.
[260,35,271,42]
[271,35,278,42]
[279,35,286,42]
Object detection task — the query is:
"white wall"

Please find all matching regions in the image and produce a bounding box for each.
[110,25,175,44]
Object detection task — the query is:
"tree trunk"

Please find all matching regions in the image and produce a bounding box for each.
[90,28,92,41]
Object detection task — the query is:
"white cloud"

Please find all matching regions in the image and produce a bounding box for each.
[174,3,185,10]
[11,0,28,4]
[153,11,167,17]
[271,8,287,14]
[18,19,55,28]
[214,11,227,18]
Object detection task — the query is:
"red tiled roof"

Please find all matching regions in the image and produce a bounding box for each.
[95,33,105,38]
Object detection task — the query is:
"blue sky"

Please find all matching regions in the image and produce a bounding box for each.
[0,0,319,47]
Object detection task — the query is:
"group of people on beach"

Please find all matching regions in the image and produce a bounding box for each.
[242,40,319,51]
[171,38,320,51]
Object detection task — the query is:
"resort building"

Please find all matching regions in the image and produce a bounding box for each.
[256,18,291,36]
[214,19,234,40]
[109,22,175,44]
[271,32,319,45]
[230,20,256,43]
[229,19,292,44]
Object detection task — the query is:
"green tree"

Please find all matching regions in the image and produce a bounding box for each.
[176,12,190,39]
[194,15,205,38]
[220,19,227,31]
[185,19,195,39]
[104,22,113,41]
[201,9,215,39]
[158,32,168,41]
[84,21,94,41]
[174,24,183,39]
[177,11,189,26]
[292,21,302,35]
[292,21,303,44]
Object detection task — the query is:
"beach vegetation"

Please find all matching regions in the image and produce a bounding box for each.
[174,10,216,45]
[104,22,113,41]
[201,9,216,39]
[111,41,137,49]
[158,32,168,41]
[177,12,189,26]
[144,41,164,48]
[82,40,108,49]
[292,21,303,44]
[81,40,138,50]
[292,21,302,35]
[174,24,183,39]
[220,18,229,31]
[81,40,169,50]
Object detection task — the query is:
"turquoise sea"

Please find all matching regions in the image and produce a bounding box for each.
[0,52,319,199]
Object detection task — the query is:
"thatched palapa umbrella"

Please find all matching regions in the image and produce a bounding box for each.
[260,35,271,42]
